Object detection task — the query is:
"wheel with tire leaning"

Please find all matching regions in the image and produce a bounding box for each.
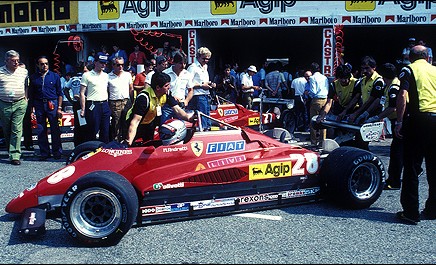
[66,140,105,165]
[61,171,138,247]
[320,146,386,209]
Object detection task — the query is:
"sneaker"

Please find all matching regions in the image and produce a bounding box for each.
[384,184,400,190]
[396,211,420,225]
[421,209,436,220]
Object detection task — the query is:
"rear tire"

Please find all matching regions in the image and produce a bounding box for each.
[320,146,386,209]
[61,171,138,247]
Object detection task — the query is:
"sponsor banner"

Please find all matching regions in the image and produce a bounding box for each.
[1,1,435,36]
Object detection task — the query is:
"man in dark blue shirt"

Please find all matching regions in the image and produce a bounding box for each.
[29,56,63,160]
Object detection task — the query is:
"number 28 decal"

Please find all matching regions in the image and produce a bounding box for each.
[289,153,319,175]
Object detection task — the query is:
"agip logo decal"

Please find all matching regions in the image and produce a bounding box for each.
[191,141,204,157]
[98,1,120,20]
[210,1,237,15]
[249,162,292,180]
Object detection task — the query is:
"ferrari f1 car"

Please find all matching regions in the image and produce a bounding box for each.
[5,112,386,247]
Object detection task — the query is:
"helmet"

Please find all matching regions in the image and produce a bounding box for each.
[159,119,187,145]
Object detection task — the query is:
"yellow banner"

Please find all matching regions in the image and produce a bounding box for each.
[0,1,78,27]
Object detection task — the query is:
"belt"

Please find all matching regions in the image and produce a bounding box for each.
[39,98,56,102]
[109,99,128,102]
[86,100,107,104]
[0,97,24,103]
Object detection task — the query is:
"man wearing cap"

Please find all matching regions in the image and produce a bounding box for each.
[402,37,416,65]
[79,53,110,143]
[145,55,168,88]
[241,65,261,110]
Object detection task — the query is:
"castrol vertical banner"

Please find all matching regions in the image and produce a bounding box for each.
[322,27,334,77]
[188,29,197,64]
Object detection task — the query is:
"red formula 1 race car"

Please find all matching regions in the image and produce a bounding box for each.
[5,112,386,247]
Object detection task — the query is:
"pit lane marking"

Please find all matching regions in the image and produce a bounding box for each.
[233,213,282,221]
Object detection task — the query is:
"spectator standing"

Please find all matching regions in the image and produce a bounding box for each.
[109,44,128,70]
[108,56,134,141]
[28,56,63,160]
[156,41,172,61]
[80,53,111,143]
[125,72,193,146]
[213,64,238,103]
[240,65,260,110]
[133,60,153,94]
[0,50,28,165]
[129,44,147,71]
[291,69,312,132]
[146,55,168,88]
[401,37,416,65]
[265,61,287,98]
[63,64,86,147]
[306,62,329,146]
[187,47,216,130]
[394,45,436,224]
[161,51,194,124]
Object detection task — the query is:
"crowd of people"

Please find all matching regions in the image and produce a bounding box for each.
[0,38,434,226]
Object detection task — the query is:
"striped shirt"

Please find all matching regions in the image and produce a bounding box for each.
[0,65,28,102]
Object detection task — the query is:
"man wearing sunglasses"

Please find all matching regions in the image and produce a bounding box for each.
[28,55,63,161]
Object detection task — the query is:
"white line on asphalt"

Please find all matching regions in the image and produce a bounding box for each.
[233,213,283,221]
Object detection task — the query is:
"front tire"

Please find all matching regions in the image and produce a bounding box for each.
[61,171,138,247]
[66,141,104,165]
[320,146,386,209]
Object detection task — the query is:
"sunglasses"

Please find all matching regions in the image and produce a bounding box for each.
[39,62,49,65]
[114,63,124,67]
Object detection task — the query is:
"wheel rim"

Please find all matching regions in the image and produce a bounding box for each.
[69,187,122,238]
[349,162,380,200]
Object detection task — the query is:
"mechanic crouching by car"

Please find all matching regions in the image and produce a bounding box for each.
[123,72,194,146]
[28,55,63,160]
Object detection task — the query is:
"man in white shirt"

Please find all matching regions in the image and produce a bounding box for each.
[307,62,329,146]
[187,47,216,130]
[240,65,261,110]
[108,56,133,141]
[80,53,110,143]
[161,51,194,124]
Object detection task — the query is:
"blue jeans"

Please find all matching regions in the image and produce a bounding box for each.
[188,94,210,130]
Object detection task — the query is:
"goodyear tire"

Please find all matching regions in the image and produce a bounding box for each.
[66,141,104,165]
[320,146,385,209]
[61,171,138,247]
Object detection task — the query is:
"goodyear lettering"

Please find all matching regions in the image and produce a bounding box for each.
[206,140,245,154]
[239,1,296,14]
[122,0,170,18]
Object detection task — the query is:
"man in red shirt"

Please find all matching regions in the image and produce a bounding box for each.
[129,44,147,71]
